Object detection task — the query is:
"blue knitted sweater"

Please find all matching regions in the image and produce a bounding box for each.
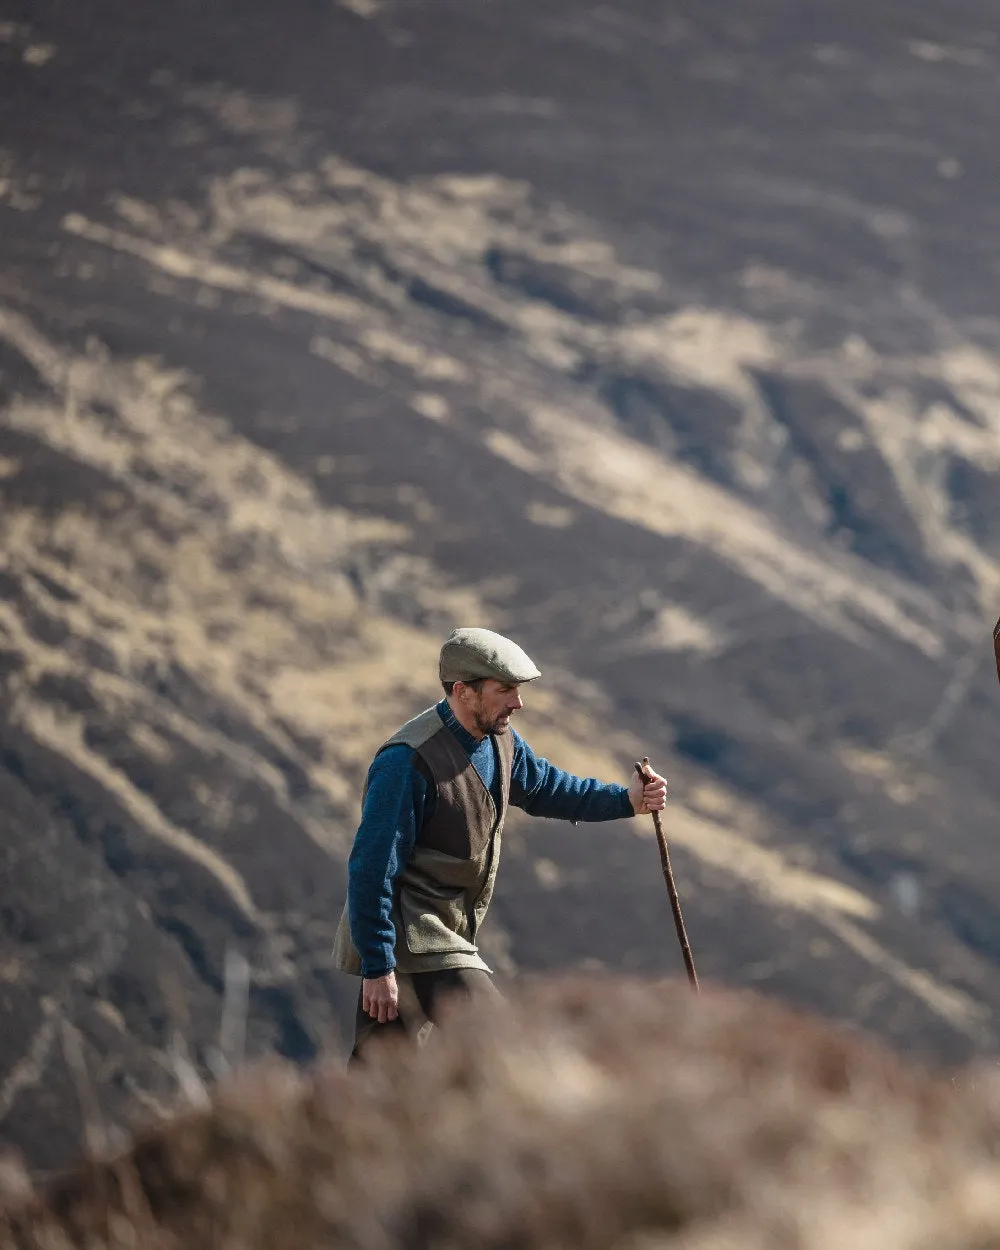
[347,699,634,976]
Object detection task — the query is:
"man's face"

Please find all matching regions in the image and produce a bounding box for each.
[464,678,524,736]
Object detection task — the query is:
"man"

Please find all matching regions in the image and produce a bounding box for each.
[332,626,668,1057]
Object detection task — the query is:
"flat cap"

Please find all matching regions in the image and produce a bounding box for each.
[439,627,541,685]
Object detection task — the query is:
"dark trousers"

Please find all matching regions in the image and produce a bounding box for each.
[349,967,497,1063]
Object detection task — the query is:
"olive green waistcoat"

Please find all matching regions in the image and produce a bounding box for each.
[332,706,514,976]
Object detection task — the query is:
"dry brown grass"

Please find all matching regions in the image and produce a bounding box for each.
[3,976,1000,1249]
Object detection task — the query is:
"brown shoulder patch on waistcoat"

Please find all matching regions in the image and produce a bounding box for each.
[416,727,514,860]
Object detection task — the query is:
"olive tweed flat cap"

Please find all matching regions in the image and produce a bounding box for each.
[439,627,541,685]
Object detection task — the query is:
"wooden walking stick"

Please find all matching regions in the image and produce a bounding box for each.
[634,757,699,992]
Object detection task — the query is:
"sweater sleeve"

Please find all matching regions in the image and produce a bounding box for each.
[508,730,634,822]
[347,744,431,977]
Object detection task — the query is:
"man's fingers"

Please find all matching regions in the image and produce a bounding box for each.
[365,990,399,1024]
[362,974,400,1025]
[643,778,668,811]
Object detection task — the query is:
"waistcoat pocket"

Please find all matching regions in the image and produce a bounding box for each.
[397,848,483,955]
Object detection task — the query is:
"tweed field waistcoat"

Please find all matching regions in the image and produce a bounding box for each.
[332,706,514,975]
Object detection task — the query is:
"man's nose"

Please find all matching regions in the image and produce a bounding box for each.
[508,693,523,711]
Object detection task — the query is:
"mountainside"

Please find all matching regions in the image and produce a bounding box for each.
[3,0,1000,1170]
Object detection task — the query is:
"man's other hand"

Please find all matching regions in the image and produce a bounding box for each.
[628,767,668,815]
[362,972,399,1023]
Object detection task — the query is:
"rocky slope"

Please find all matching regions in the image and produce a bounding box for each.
[2,0,1000,1170]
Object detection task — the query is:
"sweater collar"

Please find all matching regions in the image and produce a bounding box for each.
[436,697,485,755]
